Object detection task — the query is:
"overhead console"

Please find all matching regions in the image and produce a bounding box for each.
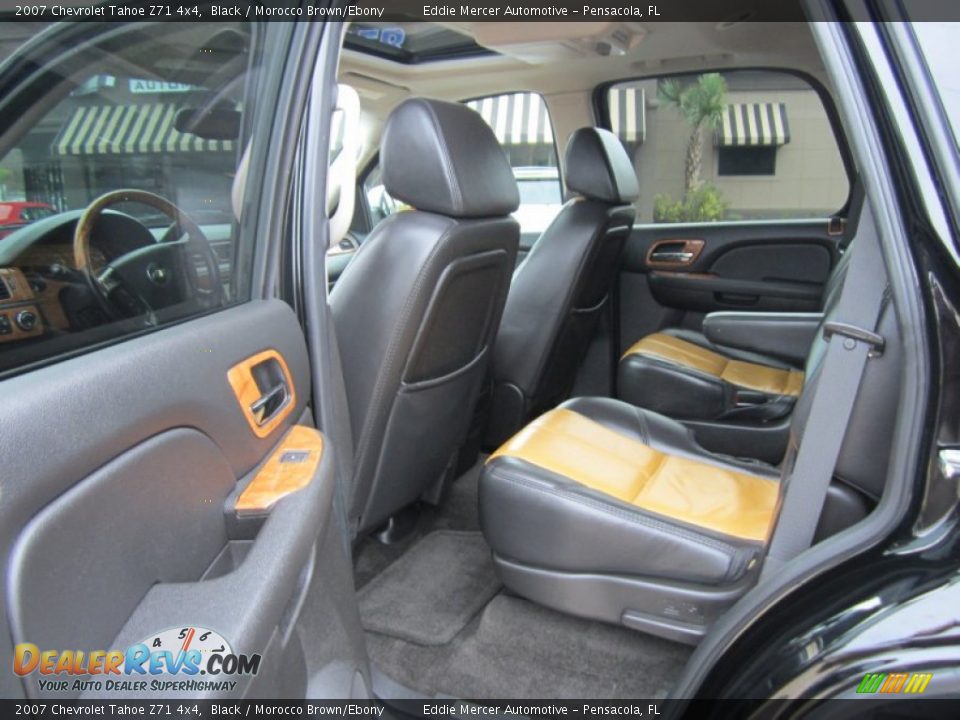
[467,21,647,62]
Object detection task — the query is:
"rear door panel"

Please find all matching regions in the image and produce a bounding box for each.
[0,19,370,700]
[619,220,840,350]
[1,300,366,699]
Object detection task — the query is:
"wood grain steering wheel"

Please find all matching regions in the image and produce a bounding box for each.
[73,189,222,320]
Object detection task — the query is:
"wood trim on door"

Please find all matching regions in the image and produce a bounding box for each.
[227,349,297,438]
[646,239,705,269]
[235,425,323,514]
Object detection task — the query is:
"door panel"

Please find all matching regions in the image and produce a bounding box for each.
[619,220,840,351]
[0,300,366,698]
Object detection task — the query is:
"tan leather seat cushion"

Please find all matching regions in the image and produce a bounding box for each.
[622,332,804,397]
[490,407,778,542]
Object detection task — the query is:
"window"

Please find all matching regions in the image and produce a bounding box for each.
[465,92,562,234]
[362,164,403,227]
[0,23,265,375]
[363,92,563,236]
[718,147,777,176]
[605,70,850,223]
[911,22,960,151]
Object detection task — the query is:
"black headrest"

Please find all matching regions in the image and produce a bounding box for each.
[381,98,520,218]
[564,127,639,204]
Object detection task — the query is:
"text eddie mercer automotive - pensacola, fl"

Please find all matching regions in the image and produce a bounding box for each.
[423,705,662,716]
[423,4,662,18]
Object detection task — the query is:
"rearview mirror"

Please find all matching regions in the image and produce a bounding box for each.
[174,107,241,140]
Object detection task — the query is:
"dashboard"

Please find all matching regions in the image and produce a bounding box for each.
[0,210,156,344]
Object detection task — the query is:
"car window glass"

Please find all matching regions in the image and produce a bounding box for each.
[0,23,262,376]
[605,70,850,224]
[362,92,562,235]
[911,22,960,151]
[362,163,404,226]
[465,92,562,234]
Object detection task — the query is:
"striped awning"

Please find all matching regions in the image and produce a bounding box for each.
[609,86,645,144]
[52,104,236,156]
[465,93,553,146]
[717,103,790,147]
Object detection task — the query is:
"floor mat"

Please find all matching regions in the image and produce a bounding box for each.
[358,530,499,646]
[367,593,691,700]
[353,459,484,591]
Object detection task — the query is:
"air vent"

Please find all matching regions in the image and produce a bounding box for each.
[0,277,10,301]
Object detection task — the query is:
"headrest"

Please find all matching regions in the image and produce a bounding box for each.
[381,98,519,218]
[564,127,639,204]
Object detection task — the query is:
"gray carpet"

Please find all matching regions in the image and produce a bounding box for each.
[353,459,483,590]
[358,530,500,645]
[367,594,691,699]
[355,457,692,699]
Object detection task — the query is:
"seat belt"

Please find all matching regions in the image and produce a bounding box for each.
[762,207,888,577]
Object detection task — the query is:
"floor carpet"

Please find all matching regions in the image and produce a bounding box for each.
[354,456,692,699]
[358,530,499,646]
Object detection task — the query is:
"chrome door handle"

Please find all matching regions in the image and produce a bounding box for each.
[649,251,694,263]
[250,381,288,425]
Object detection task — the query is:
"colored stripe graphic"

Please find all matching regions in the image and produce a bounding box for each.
[857,672,932,694]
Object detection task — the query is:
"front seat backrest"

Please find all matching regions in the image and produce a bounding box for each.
[487,127,638,445]
[330,98,520,535]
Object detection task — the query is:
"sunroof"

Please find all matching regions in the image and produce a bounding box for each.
[345,22,496,64]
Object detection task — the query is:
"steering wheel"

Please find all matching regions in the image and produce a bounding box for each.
[73,190,222,323]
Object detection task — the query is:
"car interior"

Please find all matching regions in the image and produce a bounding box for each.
[331,19,902,700]
[0,16,917,702]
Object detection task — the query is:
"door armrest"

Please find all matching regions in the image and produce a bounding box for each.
[702,312,823,366]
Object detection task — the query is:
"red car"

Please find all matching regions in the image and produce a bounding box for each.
[0,201,56,239]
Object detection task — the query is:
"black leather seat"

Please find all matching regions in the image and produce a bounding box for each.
[617,251,851,423]
[331,98,519,535]
[479,242,901,643]
[486,128,638,446]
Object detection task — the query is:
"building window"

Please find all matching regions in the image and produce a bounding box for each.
[718,146,777,176]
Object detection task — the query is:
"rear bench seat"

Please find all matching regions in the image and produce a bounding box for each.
[478,244,901,643]
[617,251,851,424]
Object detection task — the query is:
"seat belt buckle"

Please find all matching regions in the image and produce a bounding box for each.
[823,321,885,357]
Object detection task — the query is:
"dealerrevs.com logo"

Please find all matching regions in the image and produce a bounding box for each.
[12,626,261,694]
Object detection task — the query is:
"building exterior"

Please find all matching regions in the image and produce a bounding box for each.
[467,71,850,226]
[0,60,239,225]
[610,70,850,223]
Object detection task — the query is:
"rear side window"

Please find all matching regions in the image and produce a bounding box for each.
[465,92,562,235]
[605,70,850,224]
[363,92,563,236]
[0,23,269,376]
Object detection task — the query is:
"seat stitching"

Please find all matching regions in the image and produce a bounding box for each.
[419,100,463,215]
[627,353,727,388]
[351,221,457,517]
[631,334,802,395]
[633,451,670,505]
[722,360,798,395]
[634,405,651,445]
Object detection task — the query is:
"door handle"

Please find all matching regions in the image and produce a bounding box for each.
[646,239,705,268]
[227,349,297,438]
[250,380,289,426]
[649,250,694,263]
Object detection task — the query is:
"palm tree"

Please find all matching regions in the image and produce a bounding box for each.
[658,73,728,195]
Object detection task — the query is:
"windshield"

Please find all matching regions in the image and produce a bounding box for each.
[911,23,960,151]
[0,67,241,236]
